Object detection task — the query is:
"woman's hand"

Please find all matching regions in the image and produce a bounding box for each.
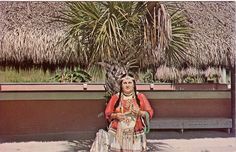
[131,107,140,116]
[132,108,146,117]
[116,113,125,121]
[139,111,146,117]
[111,113,125,121]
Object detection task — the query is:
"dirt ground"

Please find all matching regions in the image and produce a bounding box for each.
[0,137,236,152]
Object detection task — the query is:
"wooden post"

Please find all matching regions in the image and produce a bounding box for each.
[222,67,227,83]
[232,63,236,136]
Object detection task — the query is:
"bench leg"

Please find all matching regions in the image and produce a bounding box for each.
[227,128,231,134]
[180,128,184,134]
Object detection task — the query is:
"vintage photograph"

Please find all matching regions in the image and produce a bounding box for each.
[0,1,235,152]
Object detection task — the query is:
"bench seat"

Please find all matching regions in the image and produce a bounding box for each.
[150,117,232,133]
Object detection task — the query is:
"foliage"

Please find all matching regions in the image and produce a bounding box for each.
[51,67,91,83]
[55,2,192,92]
[0,68,52,82]
[55,2,185,69]
[56,2,144,68]
[183,75,197,83]
[164,8,192,67]
[142,70,154,83]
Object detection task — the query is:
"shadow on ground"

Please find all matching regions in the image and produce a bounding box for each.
[60,140,92,152]
[61,140,174,152]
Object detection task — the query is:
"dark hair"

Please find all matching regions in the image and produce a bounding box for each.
[114,73,140,109]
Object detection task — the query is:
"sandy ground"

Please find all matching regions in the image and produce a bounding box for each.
[0,137,236,152]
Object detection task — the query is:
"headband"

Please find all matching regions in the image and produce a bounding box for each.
[120,75,135,81]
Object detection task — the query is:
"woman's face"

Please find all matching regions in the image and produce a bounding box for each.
[121,78,134,94]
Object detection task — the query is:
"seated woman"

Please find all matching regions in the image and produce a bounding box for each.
[91,73,154,152]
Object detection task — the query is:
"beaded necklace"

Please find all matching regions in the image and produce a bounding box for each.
[120,92,135,113]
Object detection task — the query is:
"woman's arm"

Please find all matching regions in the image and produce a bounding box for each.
[105,94,125,121]
[105,94,118,121]
[138,93,154,119]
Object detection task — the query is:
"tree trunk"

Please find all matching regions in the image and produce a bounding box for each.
[99,62,127,100]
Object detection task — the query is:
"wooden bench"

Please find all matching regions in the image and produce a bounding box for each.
[150,118,233,134]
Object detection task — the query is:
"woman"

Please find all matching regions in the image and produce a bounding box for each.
[91,73,154,152]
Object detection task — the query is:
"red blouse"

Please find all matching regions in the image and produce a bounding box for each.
[105,93,154,133]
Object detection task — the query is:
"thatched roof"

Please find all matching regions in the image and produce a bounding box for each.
[155,65,222,83]
[164,1,235,68]
[0,2,71,70]
[0,1,235,70]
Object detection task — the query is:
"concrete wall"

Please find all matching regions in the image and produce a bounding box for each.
[0,84,231,141]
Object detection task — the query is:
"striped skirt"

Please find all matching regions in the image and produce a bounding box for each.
[90,128,147,152]
[108,128,147,152]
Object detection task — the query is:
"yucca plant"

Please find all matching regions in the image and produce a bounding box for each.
[56,2,146,66]
[164,8,192,67]
[140,5,192,81]
[56,2,191,94]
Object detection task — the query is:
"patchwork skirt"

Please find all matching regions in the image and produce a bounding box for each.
[90,129,147,152]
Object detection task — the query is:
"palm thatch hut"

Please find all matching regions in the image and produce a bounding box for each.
[175,1,235,68]
[0,1,235,136]
[156,1,235,83]
[0,2,71,71]
[0,1,235,74]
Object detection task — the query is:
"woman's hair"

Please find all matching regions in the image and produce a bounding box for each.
[114,73,140,109]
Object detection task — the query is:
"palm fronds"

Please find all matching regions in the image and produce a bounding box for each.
[56,2,146,66]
